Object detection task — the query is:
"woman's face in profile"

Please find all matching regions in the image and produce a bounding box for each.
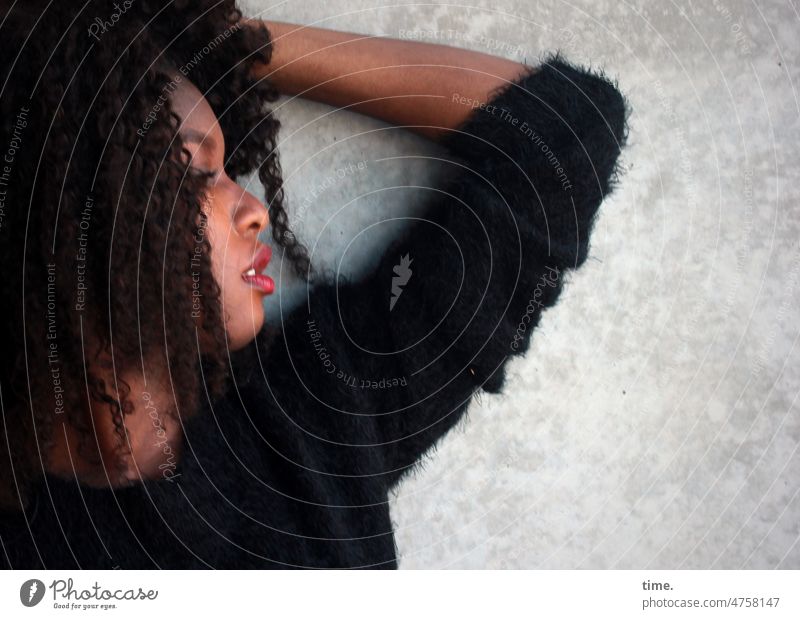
[169,74,275,350]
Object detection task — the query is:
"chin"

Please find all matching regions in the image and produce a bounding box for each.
[227,298,265,351]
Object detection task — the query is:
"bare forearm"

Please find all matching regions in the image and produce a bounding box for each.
[249,20,532,141]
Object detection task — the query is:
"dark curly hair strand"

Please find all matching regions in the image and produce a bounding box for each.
[0,0,311,508]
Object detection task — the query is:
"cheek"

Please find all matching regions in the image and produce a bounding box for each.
[203,207,233,282]
[203,208,263,308]
[197,202,265,348]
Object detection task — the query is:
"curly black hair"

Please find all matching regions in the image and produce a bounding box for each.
[0,0,311,507]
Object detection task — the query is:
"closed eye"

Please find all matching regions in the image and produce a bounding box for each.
[188,166,220,186]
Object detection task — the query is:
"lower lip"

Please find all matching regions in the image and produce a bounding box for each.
[242,273,275,294]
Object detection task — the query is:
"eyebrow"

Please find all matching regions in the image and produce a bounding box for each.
[182,128,217,151]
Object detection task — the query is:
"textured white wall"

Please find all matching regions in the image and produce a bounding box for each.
[238,0,800,568]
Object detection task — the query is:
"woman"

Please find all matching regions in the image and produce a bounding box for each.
[0,0,628,568]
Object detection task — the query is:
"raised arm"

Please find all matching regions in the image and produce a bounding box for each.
[242,21,629,491]
[248,19,532,141]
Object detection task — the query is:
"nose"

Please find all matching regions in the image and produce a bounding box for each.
[234,188,269,238]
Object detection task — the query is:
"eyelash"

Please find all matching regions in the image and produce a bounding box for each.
[190,167,220,187]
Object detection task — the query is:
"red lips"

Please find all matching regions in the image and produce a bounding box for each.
[251,244,272,272]
[242,244,274,294]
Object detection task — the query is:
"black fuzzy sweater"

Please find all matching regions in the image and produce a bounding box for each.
[0,56,628,569]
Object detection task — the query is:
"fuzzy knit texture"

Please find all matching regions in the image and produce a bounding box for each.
[0,55,628,569]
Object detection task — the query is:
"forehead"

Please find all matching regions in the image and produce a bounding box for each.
[167,73,222,145]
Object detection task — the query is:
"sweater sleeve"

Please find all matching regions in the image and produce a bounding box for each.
[254,55,628,491]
